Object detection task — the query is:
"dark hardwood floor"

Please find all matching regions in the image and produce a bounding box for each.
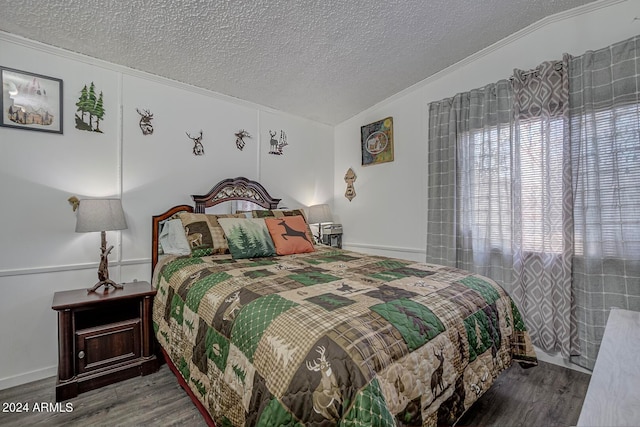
[0,361,590,426]
[457,361,590,427]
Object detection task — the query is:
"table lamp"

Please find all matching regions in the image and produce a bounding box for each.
[75,198,128,293]
[307,204,333,243]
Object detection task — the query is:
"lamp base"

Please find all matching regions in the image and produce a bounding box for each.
[87,279,124,293]
[87,231,123,293]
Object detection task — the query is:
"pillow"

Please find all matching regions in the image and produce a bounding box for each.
[159,219,192,256]
[177,212,245,256]
[217,218,276,259]
[252,209,314,243]
[265,216,315,255]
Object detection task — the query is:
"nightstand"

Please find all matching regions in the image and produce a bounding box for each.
[51,281,159,401]
[321,224,343,248]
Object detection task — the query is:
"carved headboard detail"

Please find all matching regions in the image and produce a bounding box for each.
[192,177,281,213]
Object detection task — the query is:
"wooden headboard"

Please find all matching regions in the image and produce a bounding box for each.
[151,177,282,273]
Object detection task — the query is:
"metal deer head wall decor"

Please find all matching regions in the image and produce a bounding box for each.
[235,129,251,150]
[136,108,154,135]
[186,130,204,155]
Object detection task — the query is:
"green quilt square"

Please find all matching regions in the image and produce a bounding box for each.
[511,300,527,331]
[205,327,230,371]
[341,379,395,427]
[256,398,303,427]
[464,309,498,362]
[185,272,232,312]
[370,266,435,281]
[370,299,445,351]
[230,294,298,361]
[288,271,340,286]
[161,257,204,281]
[244,269,275,279]
[304,252,359,265]
[458,276,500,305]
[307,293,355,311]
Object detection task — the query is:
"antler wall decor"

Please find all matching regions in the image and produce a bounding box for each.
[136,108,154,135]
[235,129,251,150]
[186,130,204,155]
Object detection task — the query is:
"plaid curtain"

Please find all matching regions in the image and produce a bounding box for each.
[428,35,640,369]
[568,35,640,369]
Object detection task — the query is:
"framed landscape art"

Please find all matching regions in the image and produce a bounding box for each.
[0,66,63,134]
[361,116,393,166]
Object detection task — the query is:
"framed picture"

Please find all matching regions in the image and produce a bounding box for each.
[361,116,393,166]
[1,66,63,134]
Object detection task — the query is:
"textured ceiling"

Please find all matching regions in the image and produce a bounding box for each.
[0,0,596,125]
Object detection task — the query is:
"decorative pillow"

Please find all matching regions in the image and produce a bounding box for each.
[252,209,314,243]
[265,216,315,255]
[217,218,276,259]
[177,212,245,256]
[159,219,192,256]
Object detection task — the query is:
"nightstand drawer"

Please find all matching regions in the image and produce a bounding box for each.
[76,318,141,374]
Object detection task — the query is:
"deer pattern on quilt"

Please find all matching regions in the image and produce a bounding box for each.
[151,244,538,427]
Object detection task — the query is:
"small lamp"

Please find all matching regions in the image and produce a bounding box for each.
[75,198,128,293]
[308,204,333,243]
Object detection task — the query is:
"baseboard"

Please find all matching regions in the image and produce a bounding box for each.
[0,365,57,391]
[343,242,426,262]
[533,346,592,375]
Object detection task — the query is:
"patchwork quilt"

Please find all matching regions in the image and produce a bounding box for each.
[152,245,537,426]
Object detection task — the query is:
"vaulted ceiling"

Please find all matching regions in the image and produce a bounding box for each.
[0,0,597,125]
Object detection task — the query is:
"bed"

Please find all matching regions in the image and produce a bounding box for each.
[150,176,537,427]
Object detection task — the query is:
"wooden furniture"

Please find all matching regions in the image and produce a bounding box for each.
[576,308,640,426]
[151,176,281,272]
[51,281,159,402]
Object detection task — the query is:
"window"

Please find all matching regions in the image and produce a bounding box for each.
[465,116,565,254]
[572,103,640,257]
[517,116,565,253]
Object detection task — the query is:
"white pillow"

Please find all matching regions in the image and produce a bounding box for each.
[159,219,191,256]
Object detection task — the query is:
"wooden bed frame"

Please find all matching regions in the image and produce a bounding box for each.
[150,176,282,426]
[151,176,281,273]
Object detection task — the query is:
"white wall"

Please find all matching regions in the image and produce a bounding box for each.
[0,33,332,389]
[333,0,640,262]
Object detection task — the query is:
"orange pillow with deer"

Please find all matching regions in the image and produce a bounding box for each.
[265,215,315,255]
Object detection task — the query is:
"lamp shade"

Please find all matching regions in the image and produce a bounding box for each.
[307,204,333,224]
[75,199,127,233]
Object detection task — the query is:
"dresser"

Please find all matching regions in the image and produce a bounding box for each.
[576,308,640,426]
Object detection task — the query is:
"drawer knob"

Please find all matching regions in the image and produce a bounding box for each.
[78,351,85,359]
